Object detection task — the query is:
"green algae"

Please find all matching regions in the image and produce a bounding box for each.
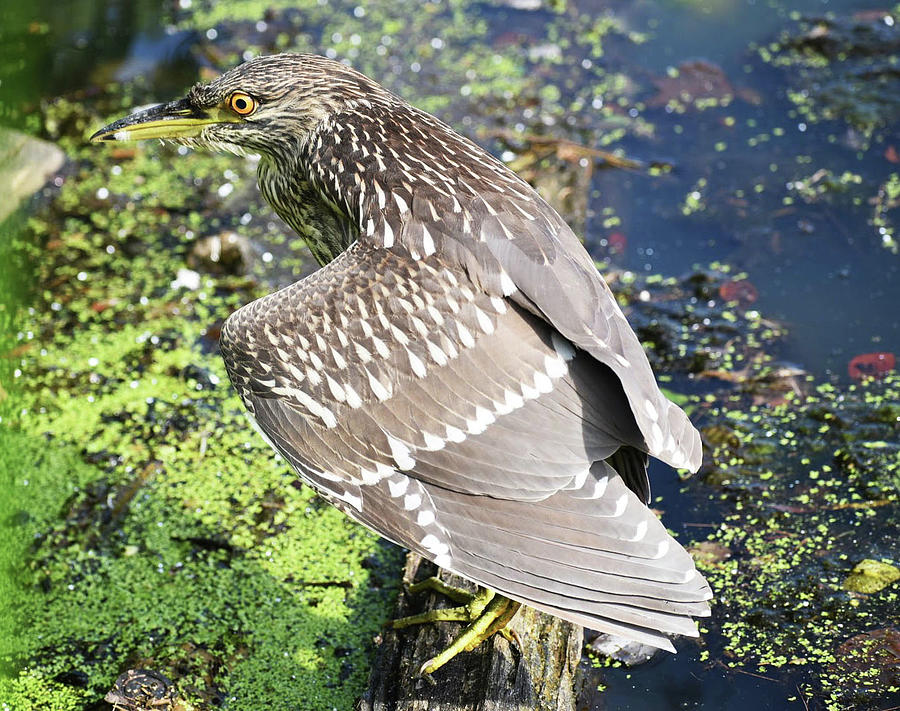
[758,12,900,138]
[872,172,900,254]
[694,374,900,709]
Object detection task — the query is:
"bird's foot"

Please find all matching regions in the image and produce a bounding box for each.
[389,576,522,677]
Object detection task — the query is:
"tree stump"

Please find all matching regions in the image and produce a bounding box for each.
[357,553,581,711]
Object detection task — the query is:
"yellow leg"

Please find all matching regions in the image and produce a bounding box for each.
[389,576,522,676]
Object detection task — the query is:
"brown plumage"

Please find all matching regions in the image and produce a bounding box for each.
[92,53,711,651]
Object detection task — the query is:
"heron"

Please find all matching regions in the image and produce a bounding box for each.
[92,53,710,676]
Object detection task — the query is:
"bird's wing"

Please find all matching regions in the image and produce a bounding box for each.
[221,243,710,648]
[343,105,701,472]
[391,190,700,472]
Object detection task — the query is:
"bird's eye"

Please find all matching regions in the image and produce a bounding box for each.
[228,92,258,116]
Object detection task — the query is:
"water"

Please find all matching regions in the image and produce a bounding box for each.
[1,1,897,709]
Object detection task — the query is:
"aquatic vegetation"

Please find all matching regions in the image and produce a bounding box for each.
[611,265,785,379]
[758,11,900,137]
[843,559,900,594]
[696,373,900,709]
[872,172,900,254]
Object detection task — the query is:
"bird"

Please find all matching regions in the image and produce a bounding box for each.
[92,53,712,674]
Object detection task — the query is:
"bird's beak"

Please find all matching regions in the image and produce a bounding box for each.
[90,98,236,143]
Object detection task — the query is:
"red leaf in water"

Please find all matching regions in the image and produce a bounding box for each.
[886,145,900,164]
[607,232,627,254]
[718,279,758,306]
[848,352,896,380]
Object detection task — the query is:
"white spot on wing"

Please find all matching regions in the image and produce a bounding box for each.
[337,490,362,512]
[628,520,648,542]
[426,339,448,365]
[503,389,524,410]
[445,425,466,443]
[326,375,346,402]
[344,383,363,409]
[407,349,427,377]
[474,306,494,335]
[421,534,449,555]
[589,475,609,499]
[388,475,409,498]
[466,406,495,435]
[367,369,391,401]
[360,467,382,485]
[543,354,567,379]
[490,296,507,314]
[421,226,436,256]
[566,468,590,491]
[533,371,554,394]
[434,553,452,568]
[386,434,415,470]
[271,385,337,428]
[521,382,539,400]
[421,431,445,451]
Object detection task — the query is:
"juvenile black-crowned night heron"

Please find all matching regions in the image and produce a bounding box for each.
[92,53,711,675]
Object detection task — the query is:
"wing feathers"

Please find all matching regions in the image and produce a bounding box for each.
[221,243,710,651]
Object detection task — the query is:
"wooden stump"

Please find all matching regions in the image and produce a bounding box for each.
[358,553,581,711]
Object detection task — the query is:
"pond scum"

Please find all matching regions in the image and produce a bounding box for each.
[1,1,898,709]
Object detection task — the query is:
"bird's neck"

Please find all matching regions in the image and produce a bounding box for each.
[257,144,361,267]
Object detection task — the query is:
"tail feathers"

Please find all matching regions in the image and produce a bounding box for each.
[428,467,711,651]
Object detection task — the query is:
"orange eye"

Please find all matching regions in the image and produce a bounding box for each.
[228,92,257,116]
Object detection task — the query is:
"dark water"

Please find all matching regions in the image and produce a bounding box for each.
[583,0,899,384]
[1,0,897,709]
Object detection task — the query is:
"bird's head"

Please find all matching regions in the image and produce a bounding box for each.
[91,53,385,159]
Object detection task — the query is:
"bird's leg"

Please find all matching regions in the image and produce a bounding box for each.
[389,576,522,676]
